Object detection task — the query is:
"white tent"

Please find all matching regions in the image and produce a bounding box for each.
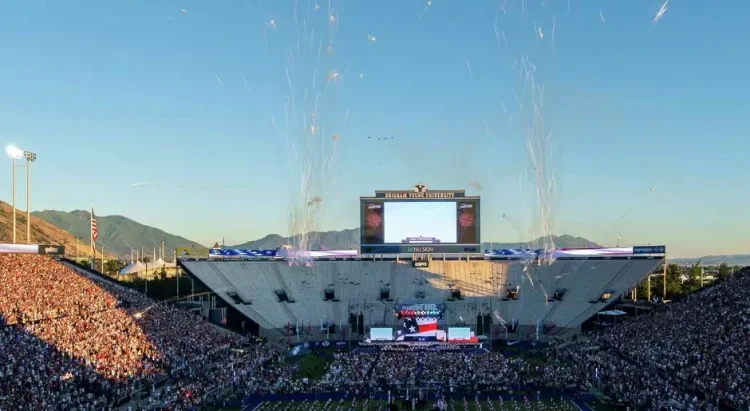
[119,259,177,275]
[119,261,146,275]
[149,258,177,270]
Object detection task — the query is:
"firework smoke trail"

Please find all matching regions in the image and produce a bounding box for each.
[417,0,432,22]
[483,120,496,141]
[496,4,557,269]
[552,13,556,55]
[464,57,474,82]
[241,73,250,92]
[493,14,511,52]
[271,1,346,266]
[521,66,557,266]
[653,0,668,24]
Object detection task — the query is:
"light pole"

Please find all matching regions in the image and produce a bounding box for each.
[23,151,36,244]
[24,151,36,244]
[5,145,24,244]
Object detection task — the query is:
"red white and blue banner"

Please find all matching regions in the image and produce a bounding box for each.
[395,317,444,341]
[202,245,665,260]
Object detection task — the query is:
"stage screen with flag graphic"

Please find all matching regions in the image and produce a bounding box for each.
[395,317,444,341]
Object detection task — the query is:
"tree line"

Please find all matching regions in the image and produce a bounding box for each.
[636,262,738,301]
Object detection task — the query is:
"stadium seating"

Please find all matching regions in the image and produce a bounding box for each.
[4,253,745,411]
[0,254,248,410]
[182,258,659,338]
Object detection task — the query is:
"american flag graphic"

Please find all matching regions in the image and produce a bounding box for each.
[395,317,439,341]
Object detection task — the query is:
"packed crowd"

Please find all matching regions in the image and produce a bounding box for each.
[3,253,748,410]
[0,255,248,410]
[327,350,522,392]
[533,339,703,410]
[593,267,750,409]
[530,267,750,410]
[317,352,378,391]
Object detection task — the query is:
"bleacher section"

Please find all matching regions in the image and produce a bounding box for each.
[181,257,661,338]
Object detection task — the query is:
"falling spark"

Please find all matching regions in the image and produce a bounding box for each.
[269,19,277,30]
[181,8,187,14]
[329,14,336,24]
[552,14,556,54]
[417,0,432,22]
[483,121,495,141]
[599,9,605,23]
[310,125,315,135]
[315,2,320,11]
[359,73,364,79]
[493,14,510,51]
[241,73,250,92]
[653,0,668,24]
[367,33,377,42]
[536,26,544,40]
[327,70,339,81]
[214,76,224,87]
[463,56,474,82]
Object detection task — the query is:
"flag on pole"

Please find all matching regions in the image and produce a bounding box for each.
[90,204,98,269]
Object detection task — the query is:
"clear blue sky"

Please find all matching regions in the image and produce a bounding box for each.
[1,0,748,257]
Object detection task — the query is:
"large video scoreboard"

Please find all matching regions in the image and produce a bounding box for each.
[360,186,481,254]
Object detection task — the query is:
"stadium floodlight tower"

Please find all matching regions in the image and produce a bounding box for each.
[24,151,37,244]
[5,145,24,244]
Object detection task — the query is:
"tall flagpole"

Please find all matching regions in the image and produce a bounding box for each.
[90,201,94,269]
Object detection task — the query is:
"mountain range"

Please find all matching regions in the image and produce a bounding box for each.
[31,209,205,259]
[669,255,750,266]
[230,231,602,251]
[0,201,96,256]
[0,205,740,265]
[26,208,603,257]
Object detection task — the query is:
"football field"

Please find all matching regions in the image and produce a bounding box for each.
[251,398,584,411]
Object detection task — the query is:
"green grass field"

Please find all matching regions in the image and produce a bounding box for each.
[253,399,581,411]
[292,354,331,380]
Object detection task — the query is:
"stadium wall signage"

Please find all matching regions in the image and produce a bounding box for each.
[38,245,65,255]
[0,244,39,254]
[288,340,349,351]
[374,185,466,199]
[633,245,666,254]
[0,244,65,255]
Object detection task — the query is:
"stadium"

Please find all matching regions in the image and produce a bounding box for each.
[5,185,749,411]
[179,188,666,344]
